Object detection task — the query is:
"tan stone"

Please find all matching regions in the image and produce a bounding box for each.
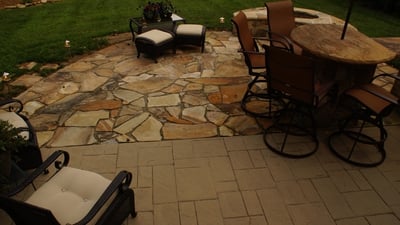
[132,116,163,141]
[78,99,122,111]
[225,115,261,135]
[182,106,207,123]
[96,119,114,132]
[220,84,247,104]
[122,77,175,94]
[148,94,181,107]
[65,110,109,126]
[208,92,222,104]
[162,123,218,139]
[11,74,43,87]
[206,111,228,126]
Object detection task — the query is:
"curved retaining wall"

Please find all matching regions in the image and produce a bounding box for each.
[233,7,349,36]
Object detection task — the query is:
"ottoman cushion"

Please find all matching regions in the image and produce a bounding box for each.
[175,24,206,52]
[136,29,174,45]
[176,24,204,36]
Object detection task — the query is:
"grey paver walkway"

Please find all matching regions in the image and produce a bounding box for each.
[2,30,400,225]
[2,128,400,225]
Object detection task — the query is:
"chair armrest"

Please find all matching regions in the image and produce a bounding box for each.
[237,49,264,55]
[73,170,133,225]
[360,84,399,105]
[0,98,23,113]
[265,31,295,53]
[371,73,400,83]
[365,73,400,105]
[6,150,70,197]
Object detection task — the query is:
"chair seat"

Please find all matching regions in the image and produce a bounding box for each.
[346,84,397,114]
[26,167,112,225]
[0,110,29,140]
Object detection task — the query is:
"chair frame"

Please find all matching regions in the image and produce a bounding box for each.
[231,11,293,118]
[0,150,137,225]
[262,45,336,158]
[328,73,400,167]
[0,99,43,170]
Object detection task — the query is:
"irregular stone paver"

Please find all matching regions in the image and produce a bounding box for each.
[132,116,163,141]
[65,110,109,126]
[162,123,218,139]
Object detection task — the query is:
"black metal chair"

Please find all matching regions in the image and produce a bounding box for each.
[328,73,400,167]
[0,150,137,225]
[262,45,336,158]
[0,98,43,170]
[231,11,293,117]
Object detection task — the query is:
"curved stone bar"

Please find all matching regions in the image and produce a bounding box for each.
[233,7,351,36]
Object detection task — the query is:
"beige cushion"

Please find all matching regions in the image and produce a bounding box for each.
[26,167,112,225]
[0,110,29,140]
[176,24,204,35]
[136,29,173,44]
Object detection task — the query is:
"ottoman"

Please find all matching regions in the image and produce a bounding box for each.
[174,24,206,52]
[134,29,175,63]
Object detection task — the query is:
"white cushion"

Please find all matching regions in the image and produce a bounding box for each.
[136,29,173,44]
[26,167,112,225]
[176,24,204,35]
[0,110,29,140]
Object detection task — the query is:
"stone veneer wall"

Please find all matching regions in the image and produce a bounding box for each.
[232,7,347,37]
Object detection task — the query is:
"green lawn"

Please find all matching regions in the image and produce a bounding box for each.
[0,0,399,77]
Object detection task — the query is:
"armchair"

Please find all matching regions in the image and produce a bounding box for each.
[0,98,43,170]
[0,150,137,225]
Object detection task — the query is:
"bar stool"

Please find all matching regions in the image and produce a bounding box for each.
[263,45,336,158]
[328,73,400,167]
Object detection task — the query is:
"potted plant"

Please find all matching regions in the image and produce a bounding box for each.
[0,120,28,179]
[139,0,176,21]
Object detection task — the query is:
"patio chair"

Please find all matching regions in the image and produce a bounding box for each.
[328,73,400,167]
[0,150,137,225]
[231,11,293,117]
[0,98,43,170]
[262,45,336,158]
[265,0,302,55]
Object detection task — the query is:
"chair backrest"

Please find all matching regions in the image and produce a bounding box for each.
[0,196,61,225]
[231,11,258,54]
[264,45,316,105]
[265,0,296,41]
